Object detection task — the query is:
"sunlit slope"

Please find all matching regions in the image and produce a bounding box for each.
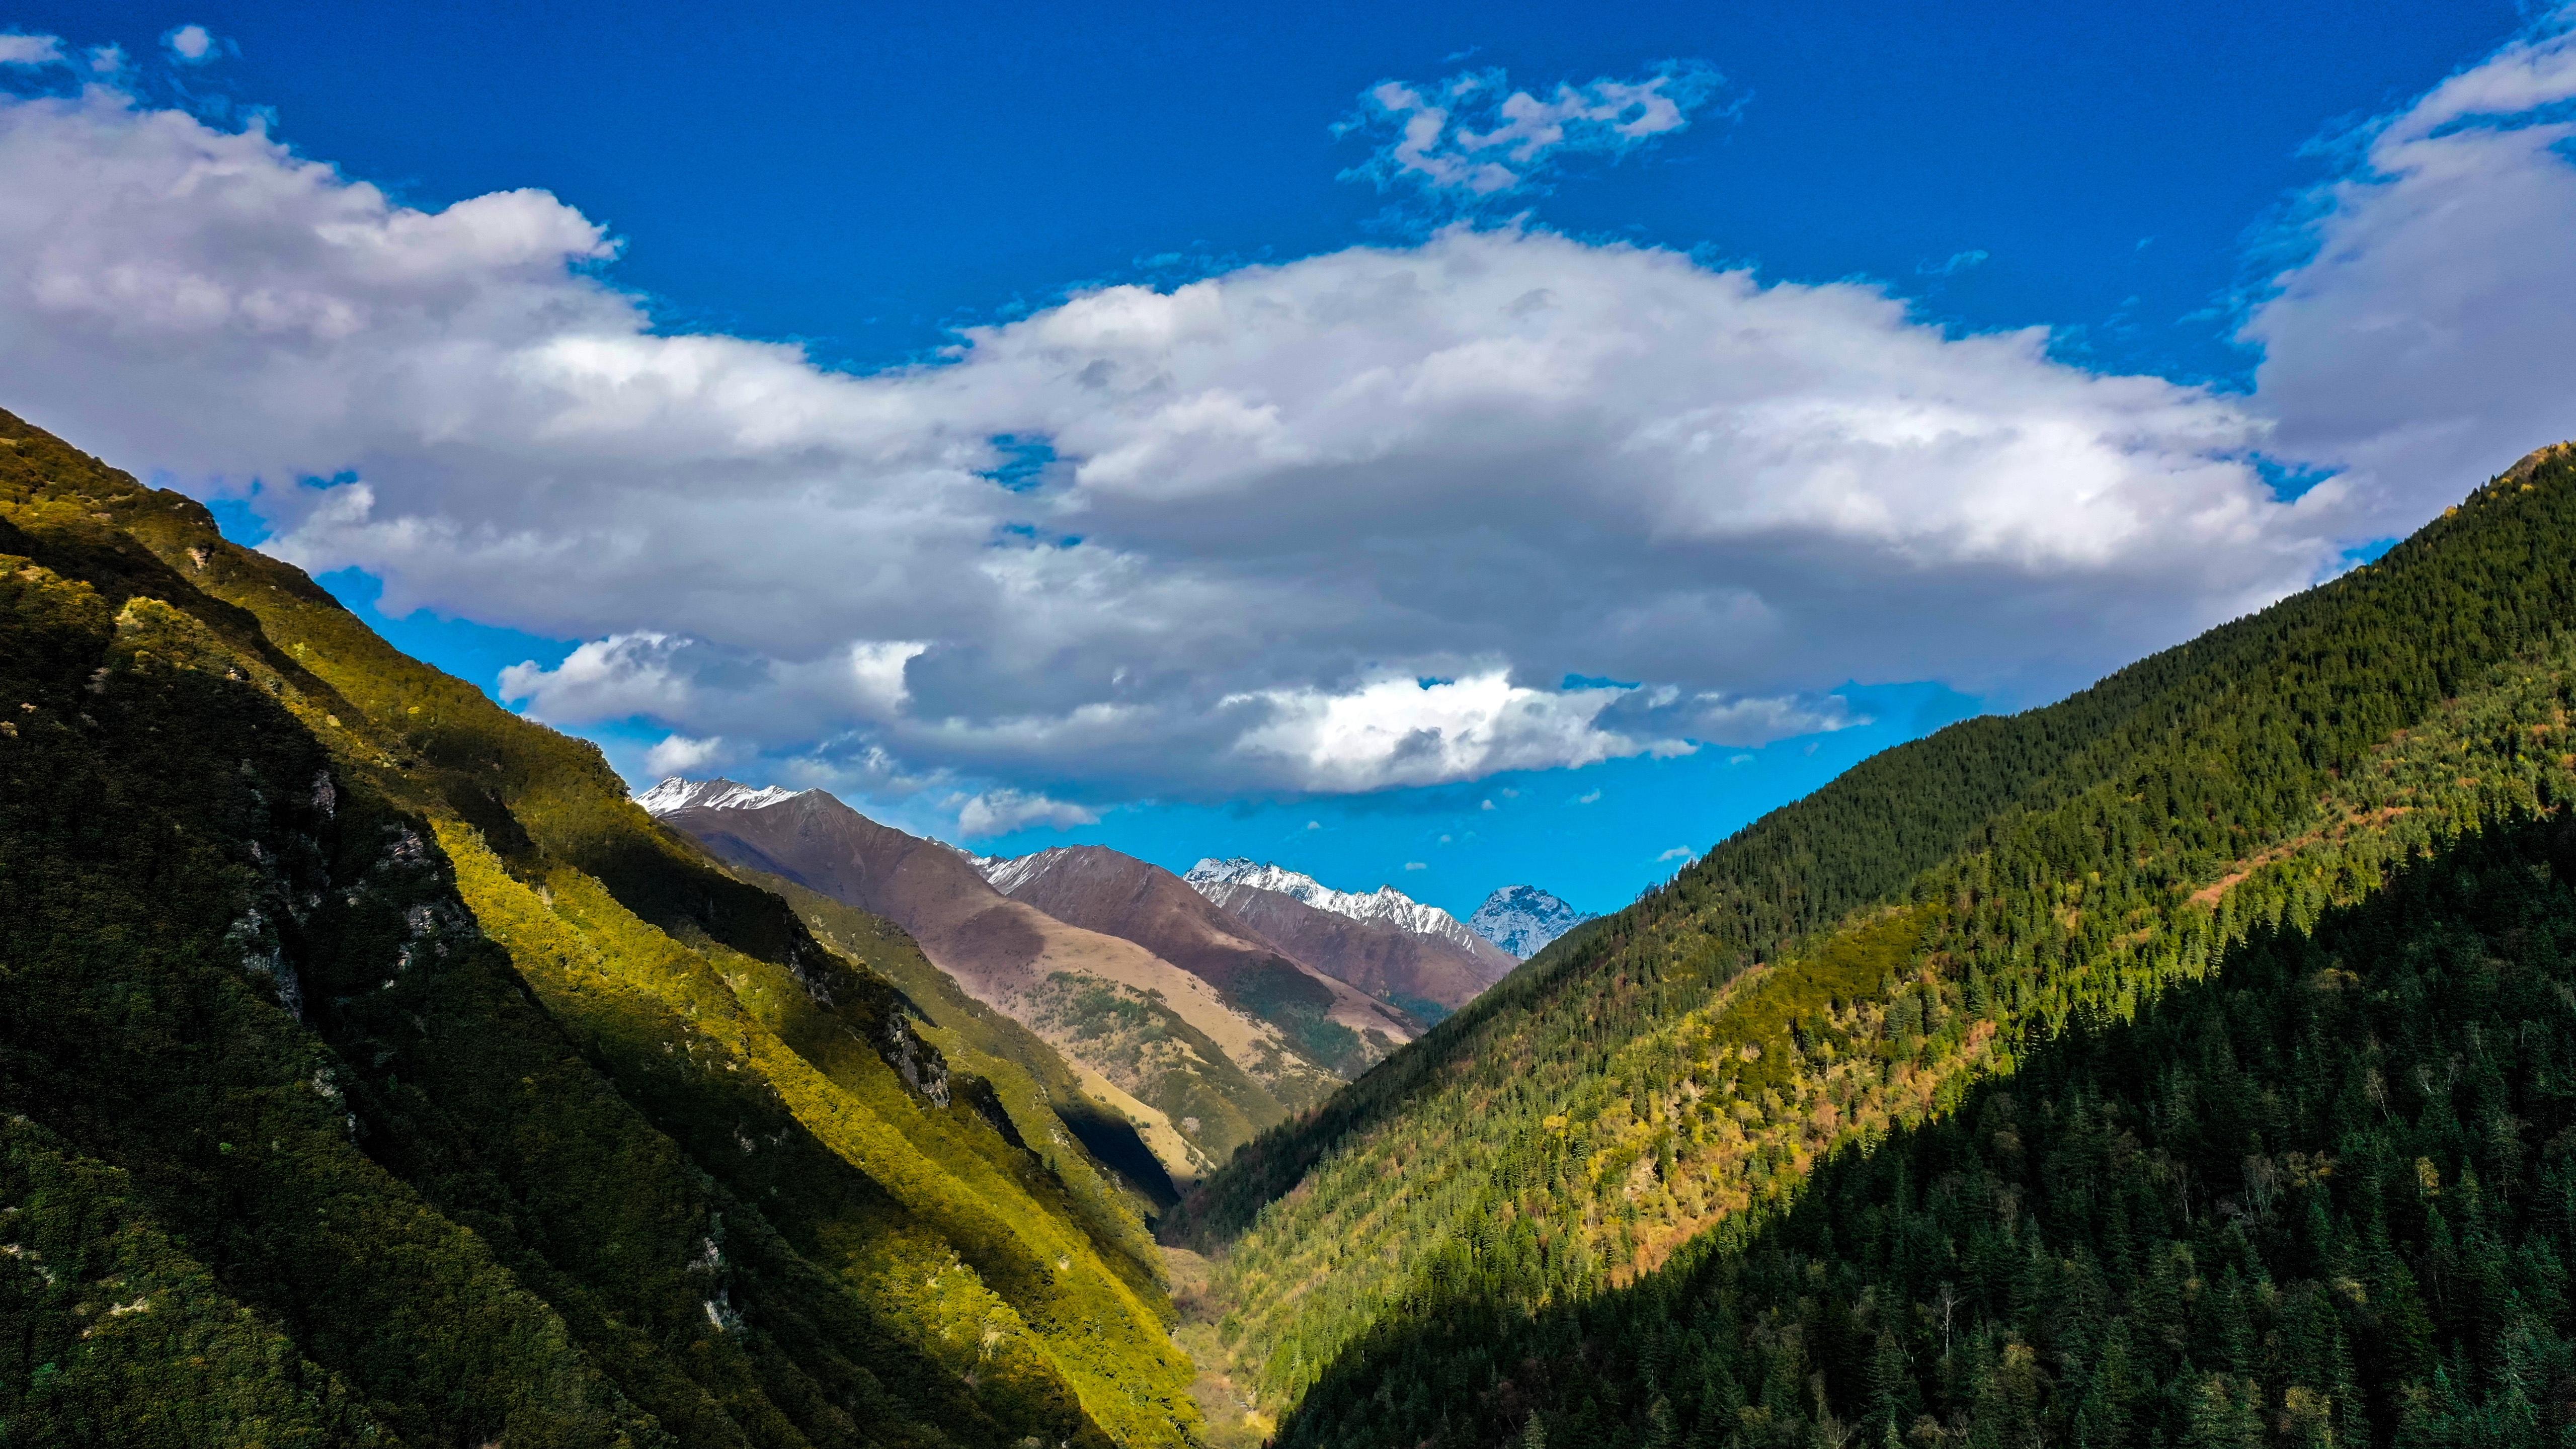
[739,866,1188,1219]
[1288,814,2576,1447]
[1176,443,2576,1414]
[666,791,1324,1179]
[0,409,1201,1447]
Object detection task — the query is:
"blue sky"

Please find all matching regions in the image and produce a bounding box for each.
[5,1,2569,918]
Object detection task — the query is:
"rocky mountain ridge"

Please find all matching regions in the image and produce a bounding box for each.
[1182,857,1492,955]
[969,843,1419,1074]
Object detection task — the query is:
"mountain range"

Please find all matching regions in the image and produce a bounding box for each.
[638,784,1557,1176]
[7,399,2575,1449]
[972,845,1420,1056]
[640,778,1344,1181]
[1184,858,1497,953]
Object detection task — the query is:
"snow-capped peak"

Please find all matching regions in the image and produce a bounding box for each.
[955,844,1022,887]
[634,776,806,817]
[1466,885,1593,960]
[1183,857,1484,951]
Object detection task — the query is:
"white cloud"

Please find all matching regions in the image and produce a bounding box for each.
[1305,819,1323,830]
[3,44,2542,813]
[2247,13,2576,528]
[1574,788,1601,804]
[163,25,215,63]
[955,788,1099,838]
[501,633,927,735]
[1403,861,1426,870]
[643,733,731,776]
[1657,846,1695,862]
[1342,62,1726,198]
[847,639,928,714]
[0,33,63,66]
[1225,670,1679,792]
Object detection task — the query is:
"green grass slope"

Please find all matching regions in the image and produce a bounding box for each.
[1289,813,2576,1448]
[0,410,1201,1446]
[751,869,1184,1221]
[1175,443,2576,1418]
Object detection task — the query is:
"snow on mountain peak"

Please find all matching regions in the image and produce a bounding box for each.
[977,848,1053,895]
[634,776,806,817]
[1183,857,1484,951]
[1467,885,1592,959]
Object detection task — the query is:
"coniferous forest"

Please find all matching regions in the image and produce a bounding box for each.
[1171,446,2576,1442]
[3,401,2575,1449]
[1284,815,2576,1448]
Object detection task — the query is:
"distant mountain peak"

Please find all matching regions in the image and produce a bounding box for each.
[1467,884,1592,959]
[634,776,806,817]
[980,844,1083,896]
[955,844,1013,880]
[1182,857,1485,952]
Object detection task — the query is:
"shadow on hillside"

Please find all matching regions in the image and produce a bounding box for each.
[1272,814,2576,1449]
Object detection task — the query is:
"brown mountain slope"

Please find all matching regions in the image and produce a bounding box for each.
[985,845,1417,1076]
[657,787,1336,1178]
[1193,877,1516,1019]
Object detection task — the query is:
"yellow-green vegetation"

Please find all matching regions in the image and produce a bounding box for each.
[1294,814,2576,1448]
[1176,443,2576,1427]
[762,872,1182,1227]
[666,802,1310,1177]
[0,408,1201,1446]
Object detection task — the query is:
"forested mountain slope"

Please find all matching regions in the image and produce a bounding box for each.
[723,865,1186,1215]
[1176,443,2576,1422]
[0,410,1200,1446]
[1292,813,2576,1448]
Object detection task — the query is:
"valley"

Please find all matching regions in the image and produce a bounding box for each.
[3,405,2572,1448]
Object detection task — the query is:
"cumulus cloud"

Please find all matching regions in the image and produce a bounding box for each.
[8,36,2555,822]
[1340,61,1726,198]
[643,733,731,776]
[955,788,1099,837]
[2244,13,2576,530]
[0,33,63,66]
[1225,671,1689,793]
[163,25,216,63]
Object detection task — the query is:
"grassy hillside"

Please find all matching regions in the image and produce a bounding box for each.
[0,410,1200,1446]
[1288,812,2576,1448]
[747,868,1184,1219]
[1175,444,2576,1419]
